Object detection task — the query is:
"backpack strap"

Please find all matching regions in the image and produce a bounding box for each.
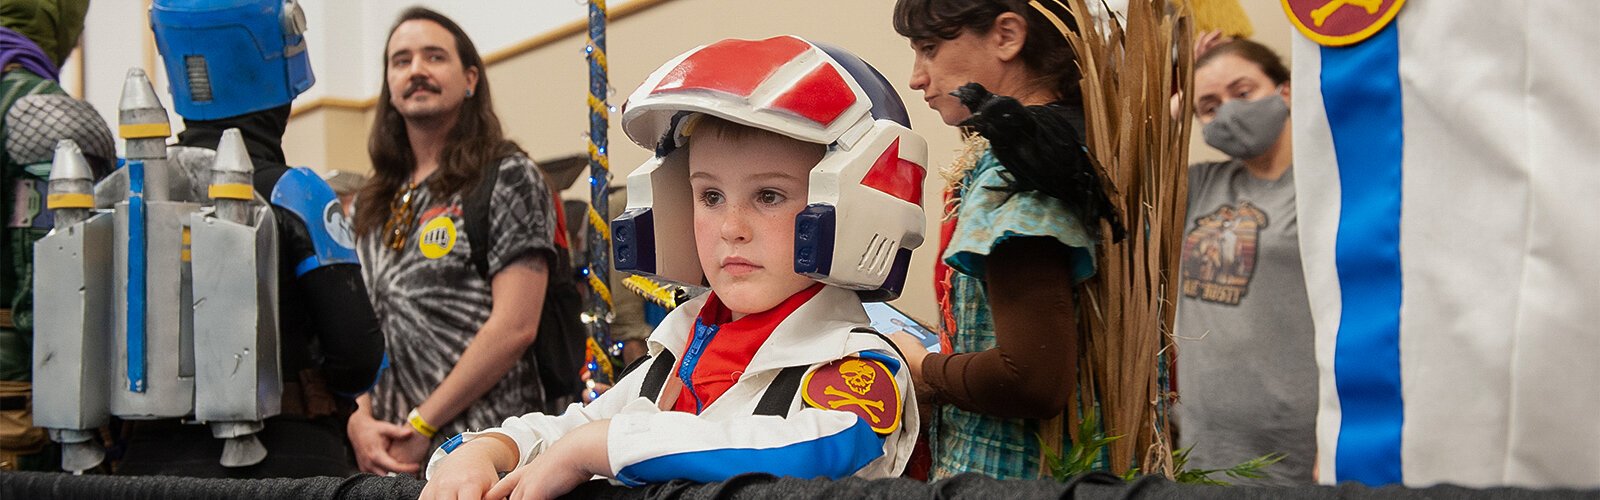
[638,350,677,403]
[463,160,499,279]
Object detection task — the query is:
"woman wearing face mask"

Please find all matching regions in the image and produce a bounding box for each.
[1175,38,1314,485]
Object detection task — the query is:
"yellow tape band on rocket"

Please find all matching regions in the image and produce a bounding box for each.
[46,193,95,209]
[208,183,255,200]
[119,122,172,139]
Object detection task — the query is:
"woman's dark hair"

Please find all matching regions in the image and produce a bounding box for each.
[893,0,1082,105]
[1196,38,1290,85]
[354,7,522,237]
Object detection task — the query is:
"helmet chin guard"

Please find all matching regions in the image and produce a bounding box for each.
[614,36,927,301]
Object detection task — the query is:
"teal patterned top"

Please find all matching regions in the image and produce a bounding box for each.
[929,148,1096,480]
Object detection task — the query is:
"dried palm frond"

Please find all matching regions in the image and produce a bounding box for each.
[1035,0,1194,477]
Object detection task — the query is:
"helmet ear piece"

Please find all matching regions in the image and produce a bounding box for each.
[800,124,927,301]
[613,149,701,284]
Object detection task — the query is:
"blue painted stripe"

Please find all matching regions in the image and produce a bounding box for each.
[1322,24,1405,485]
[614,417,884,486]
[127,160,148,393]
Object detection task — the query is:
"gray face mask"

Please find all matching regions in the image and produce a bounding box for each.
[1202,92,1290,160]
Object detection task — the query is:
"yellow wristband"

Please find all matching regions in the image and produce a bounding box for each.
[407,408,438,438]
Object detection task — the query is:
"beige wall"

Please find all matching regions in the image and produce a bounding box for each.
[283,106,374,172]
[285,0,1298,322]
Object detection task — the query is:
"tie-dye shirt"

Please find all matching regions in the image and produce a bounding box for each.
[357,153,560,440]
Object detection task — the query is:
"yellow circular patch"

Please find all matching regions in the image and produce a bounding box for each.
[417,216,457,259]
[1281,0,1405,47]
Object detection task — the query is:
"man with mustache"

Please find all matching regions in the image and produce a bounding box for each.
[347,8,582,476]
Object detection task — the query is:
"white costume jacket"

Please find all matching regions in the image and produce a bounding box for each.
[425,285,918,485]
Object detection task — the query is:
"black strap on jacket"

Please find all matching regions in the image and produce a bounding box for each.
[633,328,898,416]
[752,328,905,417]
[638,351,677,404]
[633,350,807,417]
[751,366,809,417]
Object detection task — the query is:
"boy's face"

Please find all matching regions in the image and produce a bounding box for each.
[689,128,823,319]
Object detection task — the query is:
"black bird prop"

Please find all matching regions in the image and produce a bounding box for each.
[954,82,1126,243]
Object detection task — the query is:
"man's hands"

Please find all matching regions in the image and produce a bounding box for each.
[348,403,422,475]
[391,422,437,468]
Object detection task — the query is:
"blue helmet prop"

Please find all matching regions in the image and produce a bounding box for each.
[150,0,314,120]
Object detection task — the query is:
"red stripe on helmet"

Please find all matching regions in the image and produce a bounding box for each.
[768,63,856,126]
[651,36,810,99]
[860,138,924,205]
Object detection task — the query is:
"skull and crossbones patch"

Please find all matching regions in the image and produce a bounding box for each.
[801,357,901,434]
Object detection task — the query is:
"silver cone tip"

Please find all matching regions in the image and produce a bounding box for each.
[119,67,165,113]
[61,441,106,473]
[212,128,254,175]
[50,139,94,182]
[220,434,268,468]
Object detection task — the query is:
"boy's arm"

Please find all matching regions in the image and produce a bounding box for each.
[424,351,662,477]
[418,433,520,500]
[605,354,916,486]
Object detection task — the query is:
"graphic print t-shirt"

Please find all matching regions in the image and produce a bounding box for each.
[1174,160,1316,485]
[357,154,560,440]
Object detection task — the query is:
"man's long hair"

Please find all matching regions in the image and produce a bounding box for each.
[354,7,521,237]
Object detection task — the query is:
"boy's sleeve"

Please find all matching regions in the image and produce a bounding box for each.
[423,353,658,478]
[606,351,917,486]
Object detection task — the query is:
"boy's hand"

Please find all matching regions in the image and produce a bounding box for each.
[418,442,501,500]
[488,420,613,500]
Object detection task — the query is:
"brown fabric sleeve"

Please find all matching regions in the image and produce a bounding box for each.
[918,236,1079,419]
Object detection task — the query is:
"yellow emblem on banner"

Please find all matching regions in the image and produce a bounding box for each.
[1282,0,1405,47]
[417,216,457,259]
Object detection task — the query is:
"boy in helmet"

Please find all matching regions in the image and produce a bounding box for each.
[421,36,928,498]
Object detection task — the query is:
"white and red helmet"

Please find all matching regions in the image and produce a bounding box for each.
[613,36,927,301]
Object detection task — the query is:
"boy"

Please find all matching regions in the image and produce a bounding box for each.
[420,36,930,499]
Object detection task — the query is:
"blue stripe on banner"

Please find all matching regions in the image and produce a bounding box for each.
[614,418,884,486]
[127,160,148,393]
[1321,25,1405,485]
